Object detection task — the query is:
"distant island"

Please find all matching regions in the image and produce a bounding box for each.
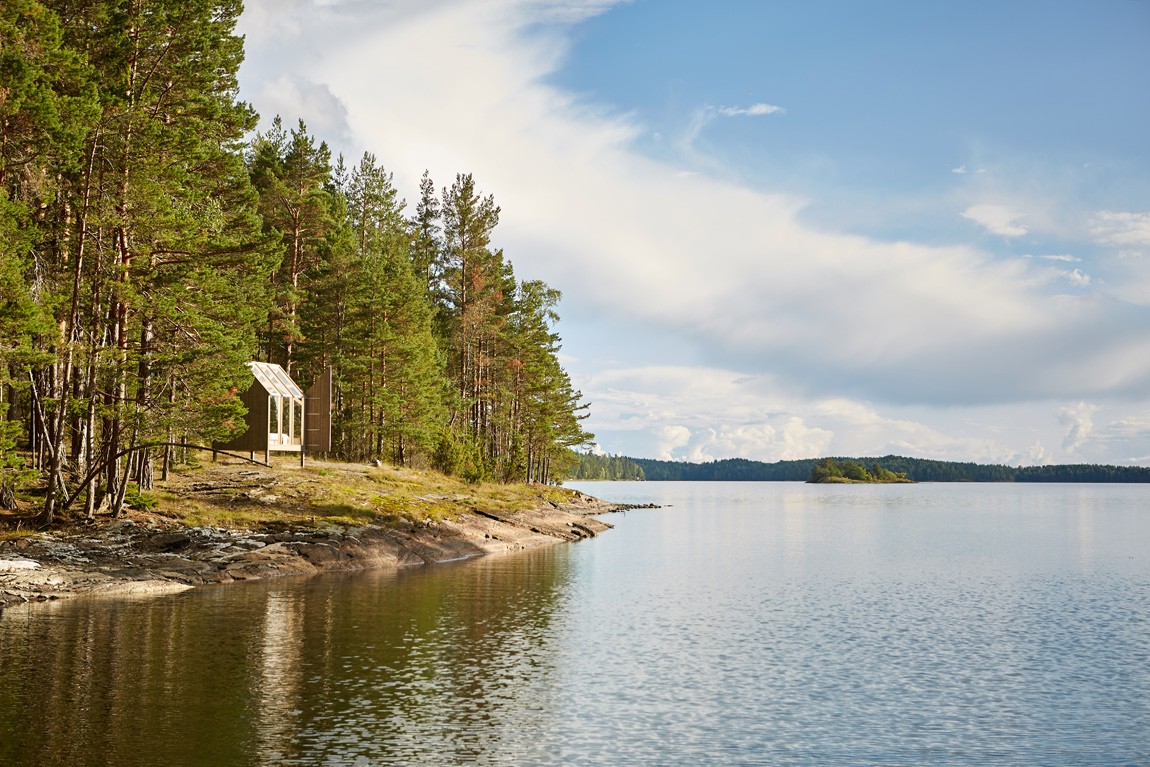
[807,458,912,484]
[568,452,1150,483]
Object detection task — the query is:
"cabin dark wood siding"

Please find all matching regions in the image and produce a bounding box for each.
[305,367,333,452]
[219,385,268,452]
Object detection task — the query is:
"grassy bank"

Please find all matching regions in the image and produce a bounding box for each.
[1,458,617,608]
[2,457,581,535]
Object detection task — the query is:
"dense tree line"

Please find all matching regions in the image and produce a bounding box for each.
[0,1,591,523]
[808,458,909,483]
[855,455,1017,482]
[1014,464,1150,483]
[630,457,812,481]
[566,452,646,481]
[616,456,1150,483]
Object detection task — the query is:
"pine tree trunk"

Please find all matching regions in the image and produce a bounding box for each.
[138,449,154,491]
[0,481,16,511]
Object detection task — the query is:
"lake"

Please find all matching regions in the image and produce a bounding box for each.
[1,482,1147,766]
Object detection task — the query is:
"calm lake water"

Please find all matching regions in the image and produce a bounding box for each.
[1,482,1148,766]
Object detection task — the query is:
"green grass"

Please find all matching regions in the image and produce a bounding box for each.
[0,526,36,542]
[139,458,582,531]
[0,456,587,534]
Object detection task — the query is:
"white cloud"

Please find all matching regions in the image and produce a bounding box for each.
[951,164,967,175]
[244,75,353,148]
[575,365,834,461]
[677,102,784,160]
[656,425,691,460]
[717,103,786,118]
[682,420,832,463]
[1024,442,1052,465]
[573,365,1086,465]
[1107,414,1150,434]
[1090,211,1150,248]
[1059,401,1099,452]
[1082,411,1150,463]
[1056,268,1091,287]
[236,0,315,44]
[309,5,1055,382]
[961,204,1028,237]
[237,0,1150,460]
[1102,250,1150,306]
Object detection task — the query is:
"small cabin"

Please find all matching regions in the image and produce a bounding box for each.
[216,362,332,464]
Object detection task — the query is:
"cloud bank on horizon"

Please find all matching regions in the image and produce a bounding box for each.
[237,0,1150,466]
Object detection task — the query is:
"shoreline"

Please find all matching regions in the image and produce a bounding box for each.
[1,491,625,610]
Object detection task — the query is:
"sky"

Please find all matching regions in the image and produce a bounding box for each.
[236,0,1150,466]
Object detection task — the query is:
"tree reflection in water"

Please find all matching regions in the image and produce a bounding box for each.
[0,546,574,767]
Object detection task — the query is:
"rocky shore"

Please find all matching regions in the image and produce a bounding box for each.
[0,469,626,609]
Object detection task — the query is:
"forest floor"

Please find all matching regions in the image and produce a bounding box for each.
[0,458,626,609]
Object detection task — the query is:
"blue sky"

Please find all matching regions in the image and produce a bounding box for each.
[237,0,1150,465]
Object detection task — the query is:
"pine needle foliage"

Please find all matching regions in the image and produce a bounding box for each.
[2,2,593,522]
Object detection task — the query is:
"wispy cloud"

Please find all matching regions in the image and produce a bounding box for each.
[1078,411,1150,463]
[1060,268,1091,287]
[717,102,786,118]
[1028,256,1091,288]
[243,74,354,147]
[678,102,785,158]
[1090,211,1150,248]
[961,204,1028,237]
[680,420,832,463]
[575,365,1085,464]
[1059,401,1099,452]
[244,1,1147,410]
[237,0,1150,460]
[526,0,627,23]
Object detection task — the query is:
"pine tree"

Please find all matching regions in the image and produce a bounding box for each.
[505,281,592,482]
[248,117,334,374]
[27,0,274,522]
[437,173,503,449]
[0,194,53,508]
[0,0,98,511]
[308,154,448,465]
[410,169,440,295]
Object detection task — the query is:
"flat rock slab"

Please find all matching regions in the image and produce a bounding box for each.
[0,500,623,609]
[0,559,41,571]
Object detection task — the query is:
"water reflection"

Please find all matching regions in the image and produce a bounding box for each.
[1077,493,1097,571]
[280,551,573,765]
[0,548,574,766]
[253,592,305,764]
[0,592,257,766]
[2,484,1148,766]
[780,492,807,564]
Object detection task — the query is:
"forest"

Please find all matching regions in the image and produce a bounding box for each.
[0,0,592,524]
[567,454,1150,483]
[807,458,910,483]
[567,452,646,481]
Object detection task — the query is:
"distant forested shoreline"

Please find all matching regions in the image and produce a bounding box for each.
[568,453,1150,483]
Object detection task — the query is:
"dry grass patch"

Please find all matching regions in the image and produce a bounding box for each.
[140,458,580,531]
[0,457,587,534]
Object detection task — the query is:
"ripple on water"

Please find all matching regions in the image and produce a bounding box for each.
[0,484,1147,766]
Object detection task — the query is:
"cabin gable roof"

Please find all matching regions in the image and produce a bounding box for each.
[249,361,304,399]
